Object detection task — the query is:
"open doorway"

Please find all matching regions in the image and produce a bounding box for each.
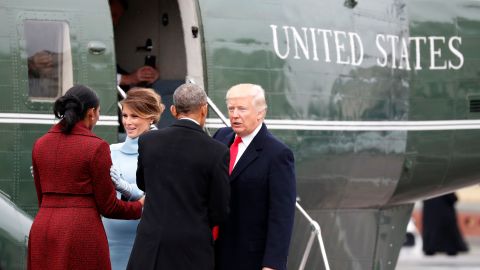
[110,0,204,128]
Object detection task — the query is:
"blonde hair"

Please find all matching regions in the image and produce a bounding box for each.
[226,83,268,112]
[121,87,164,123]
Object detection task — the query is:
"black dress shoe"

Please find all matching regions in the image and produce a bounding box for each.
[446,251,458,256]
[424,251,435,256]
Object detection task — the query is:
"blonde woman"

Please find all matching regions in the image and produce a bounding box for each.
[103,87,164,270]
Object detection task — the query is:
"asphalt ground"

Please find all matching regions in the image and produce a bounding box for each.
[396,236,480,270]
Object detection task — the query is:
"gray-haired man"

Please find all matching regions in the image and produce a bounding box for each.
[127,83,230,270]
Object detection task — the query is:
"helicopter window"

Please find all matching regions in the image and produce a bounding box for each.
[24,20,73,100]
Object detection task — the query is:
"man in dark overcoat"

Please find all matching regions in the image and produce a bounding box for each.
[214,83,296,270]
[127,83,230,270]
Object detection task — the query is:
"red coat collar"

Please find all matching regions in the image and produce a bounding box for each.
[49,121,100,138]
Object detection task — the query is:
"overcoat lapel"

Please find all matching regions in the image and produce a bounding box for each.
[220,132,235,147]
[230,145,258,181]
[229,123,267,181]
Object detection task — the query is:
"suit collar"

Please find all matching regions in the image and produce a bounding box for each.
[223,123,267,150]
[229,123,268,180]
[239,122,263,149]
[48,121,100,139]
[172,119,204,133]
[245,122,268,151]
[178,117,200,126]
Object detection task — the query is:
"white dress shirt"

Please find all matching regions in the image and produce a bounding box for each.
[233,123,263,168]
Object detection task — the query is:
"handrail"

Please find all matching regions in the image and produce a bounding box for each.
[295,201,330,270]
[206,96,330,270]
[117,85,127,99]
[207,97,230,127]
[117,85,127,110]
[185,78,230,126]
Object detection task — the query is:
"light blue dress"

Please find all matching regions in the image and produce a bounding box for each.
[103,136,144,270]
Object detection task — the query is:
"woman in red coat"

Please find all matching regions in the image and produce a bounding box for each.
[28,85,144,270]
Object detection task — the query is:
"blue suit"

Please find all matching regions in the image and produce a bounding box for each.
[213,123,296,270]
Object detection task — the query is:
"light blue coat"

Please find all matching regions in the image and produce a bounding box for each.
[110,136,144,200]
[103,136,143,270]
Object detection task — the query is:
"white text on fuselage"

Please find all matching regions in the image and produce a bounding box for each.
[270,25,464,70]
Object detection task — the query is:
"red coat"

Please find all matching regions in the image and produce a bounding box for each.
[28,122,142,270]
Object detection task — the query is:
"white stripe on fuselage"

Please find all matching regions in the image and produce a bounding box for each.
[0,113,118,126]
[2,113,480,130]
[206,118,480,131]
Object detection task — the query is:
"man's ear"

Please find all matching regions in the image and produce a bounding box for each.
[170,105,178,118]
[257,108,266,121]
[201,104,208,117]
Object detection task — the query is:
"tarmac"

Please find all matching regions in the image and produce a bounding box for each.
[396,236,480,269]
[396,191,480,269]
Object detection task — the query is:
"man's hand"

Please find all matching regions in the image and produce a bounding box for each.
[135,66,159,83]
[30,50,54,68]
[262,268,275,270]
[28,50,55,77]
[121,66,159,85]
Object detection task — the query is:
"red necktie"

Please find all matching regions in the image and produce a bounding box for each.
[213,136,242,241]
[229,136,242,175]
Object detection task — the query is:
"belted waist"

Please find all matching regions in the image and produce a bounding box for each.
[41,193,96,208]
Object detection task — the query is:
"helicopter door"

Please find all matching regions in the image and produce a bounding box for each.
[112,0,204,128]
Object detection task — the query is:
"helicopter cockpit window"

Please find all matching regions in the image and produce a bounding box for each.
[24,20,73,100]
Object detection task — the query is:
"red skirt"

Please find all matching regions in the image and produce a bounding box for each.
[28,194,111,270]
